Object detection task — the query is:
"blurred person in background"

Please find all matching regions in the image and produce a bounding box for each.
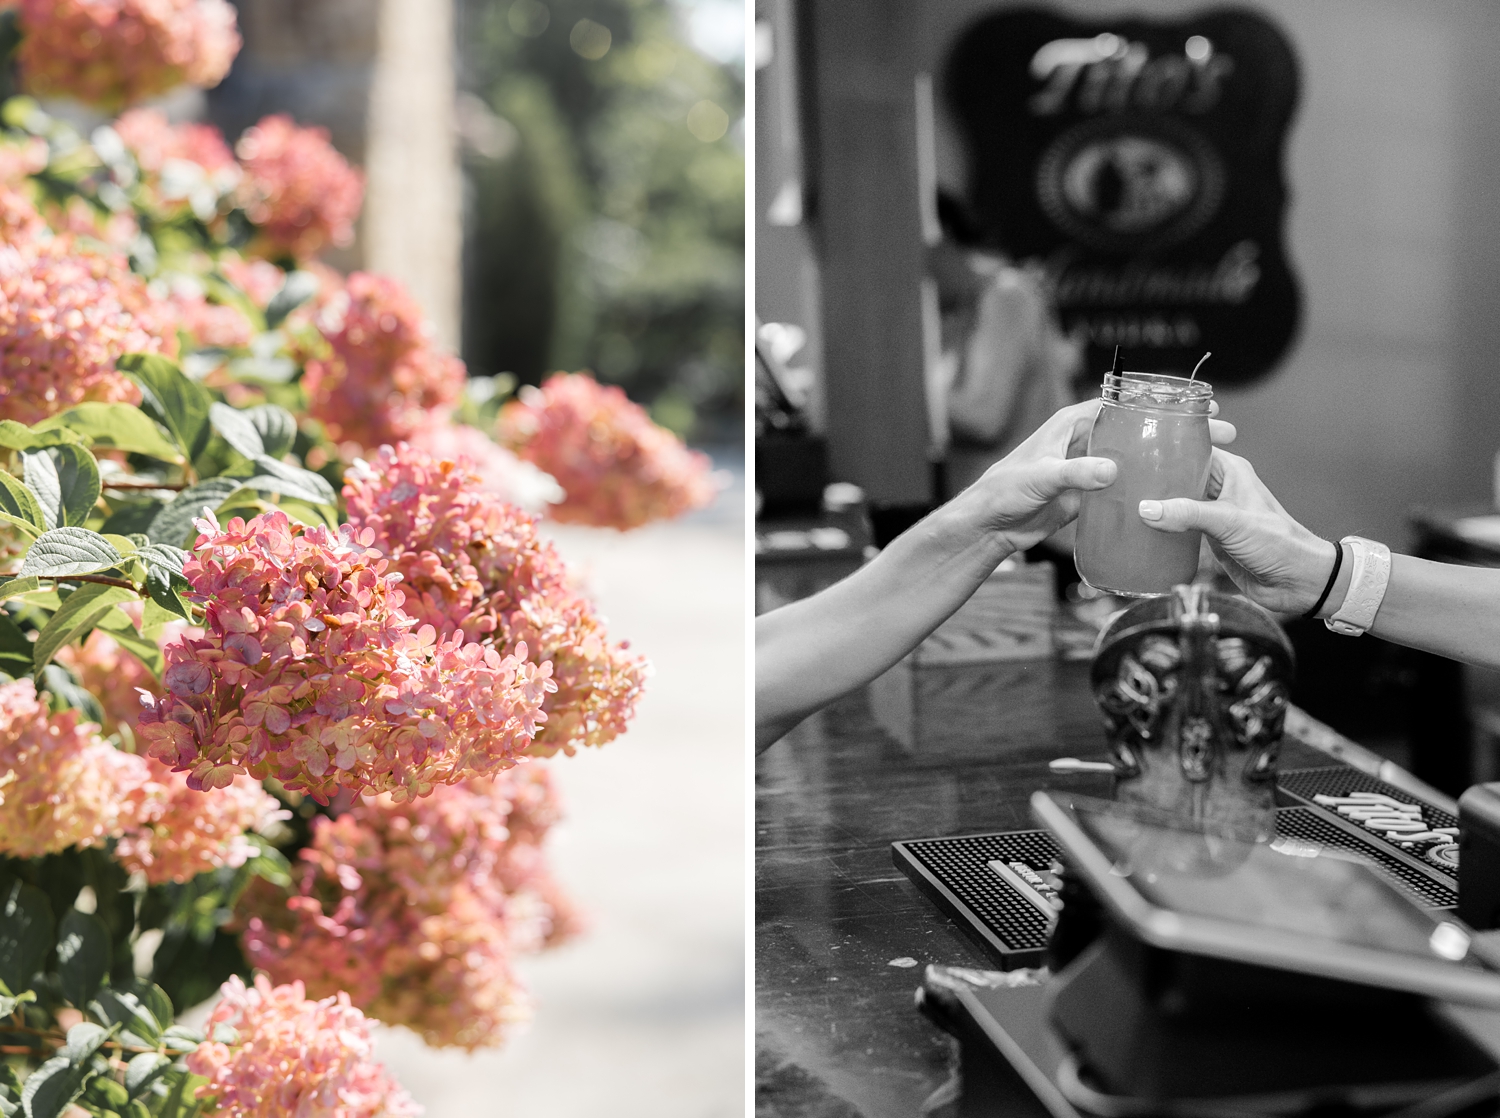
[929,191,1083,499]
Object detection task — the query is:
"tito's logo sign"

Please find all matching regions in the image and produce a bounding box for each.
[947,9,1301,387]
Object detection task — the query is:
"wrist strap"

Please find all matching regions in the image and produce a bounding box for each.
[1302,541,1343,619]
[1325,536,1392,637]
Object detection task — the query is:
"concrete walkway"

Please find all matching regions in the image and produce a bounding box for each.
[375,490,747,1114]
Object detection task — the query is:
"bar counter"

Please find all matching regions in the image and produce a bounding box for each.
[754,651,1413,1115]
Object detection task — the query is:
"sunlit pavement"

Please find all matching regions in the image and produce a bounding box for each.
[375,464,747,1115]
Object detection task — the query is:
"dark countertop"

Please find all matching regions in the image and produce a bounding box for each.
[754,651,1381,1116]
[755,656,1113,1116]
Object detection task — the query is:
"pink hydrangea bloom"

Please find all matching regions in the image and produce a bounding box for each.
[0,679,154,859]
[240,768,577,1049]
[217,254,287,309]
[136,509,555,803]
[235,115,364,261]
[187,974,419,1118]
[406,420,562,512]
[303,273,464,452]
[19,0,241,110]
[113,107,239,218]
[0,241,177,424]
[344,443,647,756]
[497,372,719,530]
[163,280,256,349]
[114,107,236,177]
[116,756,282,885]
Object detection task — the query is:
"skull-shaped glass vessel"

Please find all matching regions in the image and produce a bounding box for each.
[1091,584,1293,843]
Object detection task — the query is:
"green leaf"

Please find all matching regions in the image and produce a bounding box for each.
[36,664,105,726]
[0,576,41,601]
[0,612,32,676]
[145,478,242,548]
[118,355,212,462]
[136,543,187,575]
[99,501,165,539]
[20,450,58,531]
[83,1075,128,1110]
[0,471,46,533]
[208,403,264,460]
[93,619,163,678]
[32,584,137,671]
[274,496,338,531]
[51,445,101,528]
[55,910,110,1008]
[123,1054,169,1099]
[263,270,320,329]
[0,420,82,452]
[240,455,337,506]
[32,404,183,463]
[88,988,159,1048]
[0,879,52,998]
[21,1021,116,1118]
[17,528,125,579]
[244,404,297,459]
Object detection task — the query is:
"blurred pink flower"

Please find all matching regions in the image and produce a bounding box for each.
[162,279,256,349]
[0,240,177,424]
[344,443,647,756]
[0,679,154,859]
[18,0,241,110]
[235,115,364,261]
[187,974,419,1118]
[55,629,160,737]
[116,756,283,885]
[217,254,287,309]
[303,273,464,452]
[113,107,240,219]
[136,509,555,803]
[114,107,236,176]
[406,420,561,512]
[240,768,577,1049]
[498,372,719,530]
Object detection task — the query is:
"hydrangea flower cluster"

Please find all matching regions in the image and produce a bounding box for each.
[235,114,365,261]
[0,679,153,859]
[240,768,577,1050]
[113,107,240,219]
[187,975,420,1118]
[136,509,555,802]
[343,443,647,755]
[163,278,257,350]
[303,273,465,452]
[498,372,719,530]
[18,0,241,110]
[116,756,283,885]
[407,420,563,513]
[0,240,177,424]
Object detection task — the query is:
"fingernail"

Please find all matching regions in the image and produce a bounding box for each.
[1139,500,1162,521]
[1093,461,1116,484]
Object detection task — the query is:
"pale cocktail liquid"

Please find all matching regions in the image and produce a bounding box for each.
[1074,372,1213,597]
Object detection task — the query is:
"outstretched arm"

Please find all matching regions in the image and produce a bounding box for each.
[1139,450,1500,669]
[756,401,1236,751]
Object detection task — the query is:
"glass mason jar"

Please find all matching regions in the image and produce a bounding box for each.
[1074,371,1213,597]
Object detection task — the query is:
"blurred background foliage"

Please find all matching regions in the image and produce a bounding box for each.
[456,0,744,442]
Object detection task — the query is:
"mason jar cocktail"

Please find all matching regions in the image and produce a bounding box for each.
[1074,371,1213,597]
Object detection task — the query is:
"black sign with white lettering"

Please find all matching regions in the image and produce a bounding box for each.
[946,7,1301,386]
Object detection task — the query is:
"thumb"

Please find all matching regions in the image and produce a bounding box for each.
[1018,456,1117,503]
[1138,496,1244,541]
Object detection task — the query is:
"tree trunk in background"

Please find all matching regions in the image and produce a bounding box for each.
[209,0,461,348]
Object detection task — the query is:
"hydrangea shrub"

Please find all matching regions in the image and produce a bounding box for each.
[0,7,717,1113]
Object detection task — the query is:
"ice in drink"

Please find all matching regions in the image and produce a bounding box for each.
[1074,372,1212,597]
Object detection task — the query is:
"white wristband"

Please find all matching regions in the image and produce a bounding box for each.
[1324,536,1391,637]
